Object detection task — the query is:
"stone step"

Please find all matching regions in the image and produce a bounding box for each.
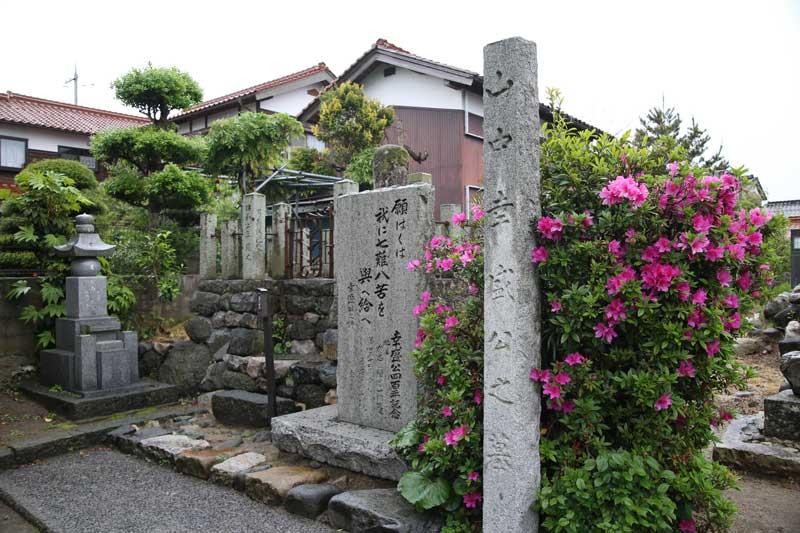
[328,489,441,532]
[285,483,342,519]
[209,452,270,488]
[212,390,300,427]
[175,448,241,480]
[96,340,124,352]
[138,434,211,462]
[245,466,328,505]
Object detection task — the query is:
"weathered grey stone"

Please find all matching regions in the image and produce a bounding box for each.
[220,219,240,279]
[199,363,225,392]
[210,311,227,329]
[229,328,263,356]
[271,405,407,480]
[324,388,337,405]
[714,413,800,477]
[328,489,441,533]
[245,356,265,379]
[110,426,171,455]
[153,341,172,355]
[139,434,211,462]
[212,389,299,427]
[334,183,432,433]
[758,327,785,342]
[372,144,410,188]
[285,483,342,519]
[139,349,163,378]
[230,292,259,313]
[210,452,269,487]
[191,291,220,316]
[184,316,212,344]
[221,370,257,392]
[274,360,297,381]
[244,466,328,505]
[158,341,211,392]
[303,312,321,324]
[764,389,800,440]
[289,339,318,358]
[286,295,326,315]
[223,353,249,372]
[198,279,228,294]
[239,313,259,329]
[779,336,800,356]
[321,328,338,360]
[65,276,107,319]
[206,330,230,356]
[774,305,800,328]
[290,361,324,385]
[765,292,792,320]
[319,362,337,388]
[288,320,317,340]
[779,351,800,394]
[787,321,800,337]
[241,193,267,280]
[735,337,768,356]
[294,384,328,409]
[138,341,152,355]
[482,37,541,532]
[199,213,217,279]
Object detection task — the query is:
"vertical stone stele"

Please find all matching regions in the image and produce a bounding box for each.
[241,193,266,280]
[482,37,542,533]
[199,213,217,280]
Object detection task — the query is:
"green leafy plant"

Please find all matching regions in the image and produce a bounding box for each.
[112,65,202,127]
[344,146,376,184]
[16,159,98,190]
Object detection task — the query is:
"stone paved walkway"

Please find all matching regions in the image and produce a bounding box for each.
[0,448,334,533]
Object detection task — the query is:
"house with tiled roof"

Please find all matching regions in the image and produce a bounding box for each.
[767,199,800,287]
[298,38,600,217]
[171,63,335,144]
[0,91,149,188]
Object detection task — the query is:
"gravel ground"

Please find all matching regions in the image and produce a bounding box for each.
[0,448,333,533]
[727,471,800,533]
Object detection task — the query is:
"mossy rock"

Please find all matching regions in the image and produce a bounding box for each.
[373,145,410,188]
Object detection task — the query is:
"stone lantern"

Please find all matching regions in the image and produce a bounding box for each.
[40,214,139,392]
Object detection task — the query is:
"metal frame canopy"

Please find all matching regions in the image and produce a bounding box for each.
[253,165,346,193]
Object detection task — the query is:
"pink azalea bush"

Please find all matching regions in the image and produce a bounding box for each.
[393,113,784,532]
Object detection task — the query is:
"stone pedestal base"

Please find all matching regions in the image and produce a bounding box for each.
[764,390,800,441]
[713,413,800,479]
[271,405,407,480]
[20,379,180,420]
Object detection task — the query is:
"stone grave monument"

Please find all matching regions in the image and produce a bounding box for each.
[271,173,433,480]
[22,214,178,419]
[715,320,800,476]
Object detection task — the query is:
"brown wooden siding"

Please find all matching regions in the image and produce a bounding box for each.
[385,106,466,219]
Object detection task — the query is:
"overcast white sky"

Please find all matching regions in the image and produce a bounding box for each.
[2,0,798,200]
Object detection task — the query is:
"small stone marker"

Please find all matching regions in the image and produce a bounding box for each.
[241,193,266,280]
[220,219,240,279]
[335,182,433,432]
[269,202,291,278]
[482,37,542,532]
[199,213,217,279]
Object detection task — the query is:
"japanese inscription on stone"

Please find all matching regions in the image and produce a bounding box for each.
[334,183,433,432]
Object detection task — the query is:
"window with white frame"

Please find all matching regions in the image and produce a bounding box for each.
[0,136,27,169]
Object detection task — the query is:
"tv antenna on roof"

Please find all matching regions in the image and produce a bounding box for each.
[64,65,94,105]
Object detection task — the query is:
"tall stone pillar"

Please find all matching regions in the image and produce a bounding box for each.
[482,37,542,533]
[241,193,266,280]
[220,220,240,279]
[199,213,217,279]
[270,202,291,279]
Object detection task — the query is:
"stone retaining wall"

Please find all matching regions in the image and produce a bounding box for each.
[140,278,338,409]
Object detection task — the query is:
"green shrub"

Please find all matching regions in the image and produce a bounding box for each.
[17,159,98,190]
[0,251,38,269]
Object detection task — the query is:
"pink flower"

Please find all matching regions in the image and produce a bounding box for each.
[530,368,551,382]
[565,352,587,366]
[725,312,742,332]
[608,240,623,258]
[554,373,571,385]
[444,425,468,446]
[406,259,421,271]
[444,315,459,331]
[451,212,467,225]
[687,308,706,329]
[717,269,732,287]
[677,360,696,378]
[654,393,672,411]
[543,383,562,399]
[706,340,720,358]
[417,435,430,453]
[470,203,485,221]
[737,271,752,291]
[605,298,627,323]
[413,303,427,317]
[667,161,679,177]
[748,207,771,227]
[594,322,618,343]
[581,211,594,228]
[537,217,564,240]
[468,471,480,481]
[625,227,637,242]
[655,237,672,253]
[436,375,446,385]
[676,282,691,302]
[468,283,479,295]
[723,293,739,309]
[727,243,746,261]
[678,519,697,533]
[550,300,562,313]
[599,175,649,208]
[705,245,725,261]
[420,291,431,305]
[531,246,549,263]
[463,491,482,509]
[690,234,710,255]
[442,405,453,417]
[414,329,426,348]
[641,262,681,292]
[720,409,733,422]
[437,258,455,271]
[692,213,714,233]
[473,389,482,405]
[691,288,707,305]
[560,400,576,413]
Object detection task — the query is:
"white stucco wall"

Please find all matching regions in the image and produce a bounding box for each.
[259,81,326,116]
[361,66,463,110]
[0,123,90,152]
[465,91,484,117]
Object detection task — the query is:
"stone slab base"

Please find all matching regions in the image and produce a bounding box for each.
[271,405,406,480]
[764,390,800,441]
[713,413,800,479]
[20,379,180,420]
